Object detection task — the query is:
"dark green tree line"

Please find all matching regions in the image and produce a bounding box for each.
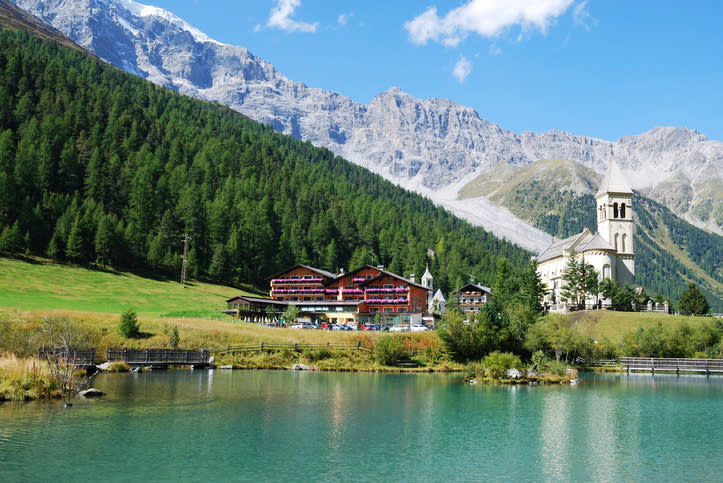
[0,27,530,291]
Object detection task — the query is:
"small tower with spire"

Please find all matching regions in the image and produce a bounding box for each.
[595,153,635,285]
[421,264,434,311]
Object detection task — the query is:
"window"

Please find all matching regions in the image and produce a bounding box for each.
[603,264,611,279]
[384,284,394,289]
[621,203,626,218]
[383,308,394,313]
[613,203,619,218]
[614,233,620,251]
[290,296,298,301]
[622,234,627,252]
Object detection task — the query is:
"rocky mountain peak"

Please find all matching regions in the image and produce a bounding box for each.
[13,0,723,240]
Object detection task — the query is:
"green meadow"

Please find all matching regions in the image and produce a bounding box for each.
[0,256,245,317]
[0,255,713,355]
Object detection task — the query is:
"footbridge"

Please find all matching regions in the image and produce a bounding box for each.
[618,357,723,375]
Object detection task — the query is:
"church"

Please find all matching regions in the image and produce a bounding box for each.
[536,161,635,310]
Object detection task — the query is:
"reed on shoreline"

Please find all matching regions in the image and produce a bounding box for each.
[0,354,62,401]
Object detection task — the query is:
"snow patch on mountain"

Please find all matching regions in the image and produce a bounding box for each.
[14,0,723,239]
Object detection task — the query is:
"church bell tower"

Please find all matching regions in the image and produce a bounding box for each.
[595,159,635,285]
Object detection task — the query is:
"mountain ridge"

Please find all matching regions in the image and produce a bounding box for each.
[12,0,723,242]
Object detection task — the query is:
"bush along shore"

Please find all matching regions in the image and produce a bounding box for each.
[463,351,581,385]
[0,354,64,401]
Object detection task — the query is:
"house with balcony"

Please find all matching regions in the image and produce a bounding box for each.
[454,283,491,317]
[331,265,431,326]
[227,263,434,327]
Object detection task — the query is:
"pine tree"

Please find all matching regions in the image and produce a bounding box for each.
[561,251,597,308]
[517,259,547,314]
[679,283,710,316]
[119,308,140,338]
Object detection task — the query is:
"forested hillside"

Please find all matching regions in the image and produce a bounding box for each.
[0,27,530,294]
[460,160,723,311]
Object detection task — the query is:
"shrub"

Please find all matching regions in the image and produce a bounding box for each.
[374,336,410,366]
[305,348,332,362]
[119,309,140,339]
[545,359,569,376]
[482,351,522,379]
[169,325,180,348]
[463,361,484,381]
[107,362,130,373]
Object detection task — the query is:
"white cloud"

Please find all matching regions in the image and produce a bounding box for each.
[267,0,318,33]
[338,13,351,26]
[405,0,574,46]
[573,1,597,31]
[453,56,472,82]
[489,43,502,56]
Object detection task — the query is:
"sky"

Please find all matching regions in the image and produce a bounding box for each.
[143,0,723,142]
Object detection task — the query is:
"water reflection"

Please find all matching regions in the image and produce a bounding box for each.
[541,392,570,480]
[1,372,722,481]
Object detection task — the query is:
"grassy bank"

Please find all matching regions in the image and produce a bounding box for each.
[562,309,713,344]
[1,256,718,399]
[0,354,61,401]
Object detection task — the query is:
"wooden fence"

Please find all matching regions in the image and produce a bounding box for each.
[107,348,209,366]
[207,341,369,355]
[619,357,723,374]
[38,347,96,366]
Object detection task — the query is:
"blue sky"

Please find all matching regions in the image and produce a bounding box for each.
[145,0,723,142]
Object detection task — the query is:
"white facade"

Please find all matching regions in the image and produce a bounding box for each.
[536,161,635,308]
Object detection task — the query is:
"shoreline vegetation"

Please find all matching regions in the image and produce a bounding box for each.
[1,258,720,402]
[0,311,622,403]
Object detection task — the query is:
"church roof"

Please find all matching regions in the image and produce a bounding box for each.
[431,289,446,302]
[422,264,433,281]
[596,160,632,197]
[537,228,615,262]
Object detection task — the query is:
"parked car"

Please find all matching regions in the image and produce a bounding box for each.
[410,325,430,332]
[389,325,408,332]
[289,322,313,329]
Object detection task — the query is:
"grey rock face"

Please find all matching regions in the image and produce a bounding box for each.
[14,0,722,239]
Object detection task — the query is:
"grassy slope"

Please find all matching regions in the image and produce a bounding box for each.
[0,256,244,316]
[563,310,712,344]
[1,256,713,351]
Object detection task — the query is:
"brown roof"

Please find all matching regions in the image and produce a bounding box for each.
[265,264,337,281]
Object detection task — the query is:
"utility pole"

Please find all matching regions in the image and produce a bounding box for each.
[181,233,191,288]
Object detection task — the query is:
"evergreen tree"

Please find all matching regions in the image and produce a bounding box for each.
[679,283,710,316]
[560,251,597,308]
[0,220,22,253]
[517,259,547,314]
[119,308,141,338]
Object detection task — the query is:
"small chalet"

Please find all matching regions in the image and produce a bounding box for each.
[454,283,491,317]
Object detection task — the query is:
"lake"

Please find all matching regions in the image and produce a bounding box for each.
[1,370,722,481]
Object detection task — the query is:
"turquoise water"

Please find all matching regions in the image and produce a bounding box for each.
[1,371,722,481]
